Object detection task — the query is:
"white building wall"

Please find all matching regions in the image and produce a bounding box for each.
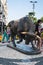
[0,0,7,33]
[0,0,7,24]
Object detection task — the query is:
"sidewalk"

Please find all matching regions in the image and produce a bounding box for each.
[0,41,43,65]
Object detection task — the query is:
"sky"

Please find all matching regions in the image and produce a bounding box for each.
[7,0,43,23]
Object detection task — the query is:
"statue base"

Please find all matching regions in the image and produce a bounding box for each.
[7,40,41,55]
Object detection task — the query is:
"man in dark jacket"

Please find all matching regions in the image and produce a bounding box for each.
[35,19,42,50]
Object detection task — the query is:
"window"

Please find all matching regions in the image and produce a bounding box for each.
[0,12,2,14]
[0,1,1,7]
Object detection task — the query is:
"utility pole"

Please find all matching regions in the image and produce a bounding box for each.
[30,1,37,17]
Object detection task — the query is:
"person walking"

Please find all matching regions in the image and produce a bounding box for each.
[2,26,8,43]
[35,19,42,51]
[7,26,11,42]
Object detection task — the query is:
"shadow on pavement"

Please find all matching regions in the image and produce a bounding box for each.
[0,43,9,47]
[0,57,19,65]
[0,57,30,65]
[30,56,43,65]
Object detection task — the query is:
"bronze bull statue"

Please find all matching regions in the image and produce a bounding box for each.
[8,16,35,47]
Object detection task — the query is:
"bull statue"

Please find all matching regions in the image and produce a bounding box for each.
[8,16,35,47]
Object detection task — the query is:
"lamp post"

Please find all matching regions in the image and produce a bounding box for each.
[30,1,37,17]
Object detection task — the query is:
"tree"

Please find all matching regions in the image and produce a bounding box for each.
[28,12,37,23]
[40,17,43,22]
[33,17,37,23]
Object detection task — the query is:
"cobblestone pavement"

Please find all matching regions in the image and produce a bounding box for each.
[0,42,43,65]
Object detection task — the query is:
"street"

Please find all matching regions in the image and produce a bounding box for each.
[0,42,43,65]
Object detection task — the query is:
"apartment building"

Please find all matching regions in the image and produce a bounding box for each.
[0,0,7,33]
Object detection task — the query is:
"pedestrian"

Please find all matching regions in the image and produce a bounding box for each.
[35,19,42,51]
[7,26,11,42]
[2,26,8,43]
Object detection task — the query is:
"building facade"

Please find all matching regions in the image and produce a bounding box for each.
[0,0,7,33]
[0,0,7,24]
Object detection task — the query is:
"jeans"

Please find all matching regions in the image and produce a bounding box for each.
[2,32,8,42]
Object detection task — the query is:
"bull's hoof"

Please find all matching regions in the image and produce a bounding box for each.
[14,44,16,47]
[17,39,23,43]
[13,43,16,47]
[17,41,20,43]
[25,41,29,45]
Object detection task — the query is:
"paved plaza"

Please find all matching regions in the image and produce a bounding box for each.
[0,41,43,65]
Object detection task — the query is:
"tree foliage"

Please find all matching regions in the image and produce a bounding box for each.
[40,17,43,22]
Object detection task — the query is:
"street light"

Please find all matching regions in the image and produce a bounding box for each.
[30,1,37,16]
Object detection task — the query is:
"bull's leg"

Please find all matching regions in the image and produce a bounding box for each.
[31,41,36,50]
[17,33,23,43]
[17,39,23,43]
[11,35,16,47]
[25,35,29,45]
[12,38,16,47]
